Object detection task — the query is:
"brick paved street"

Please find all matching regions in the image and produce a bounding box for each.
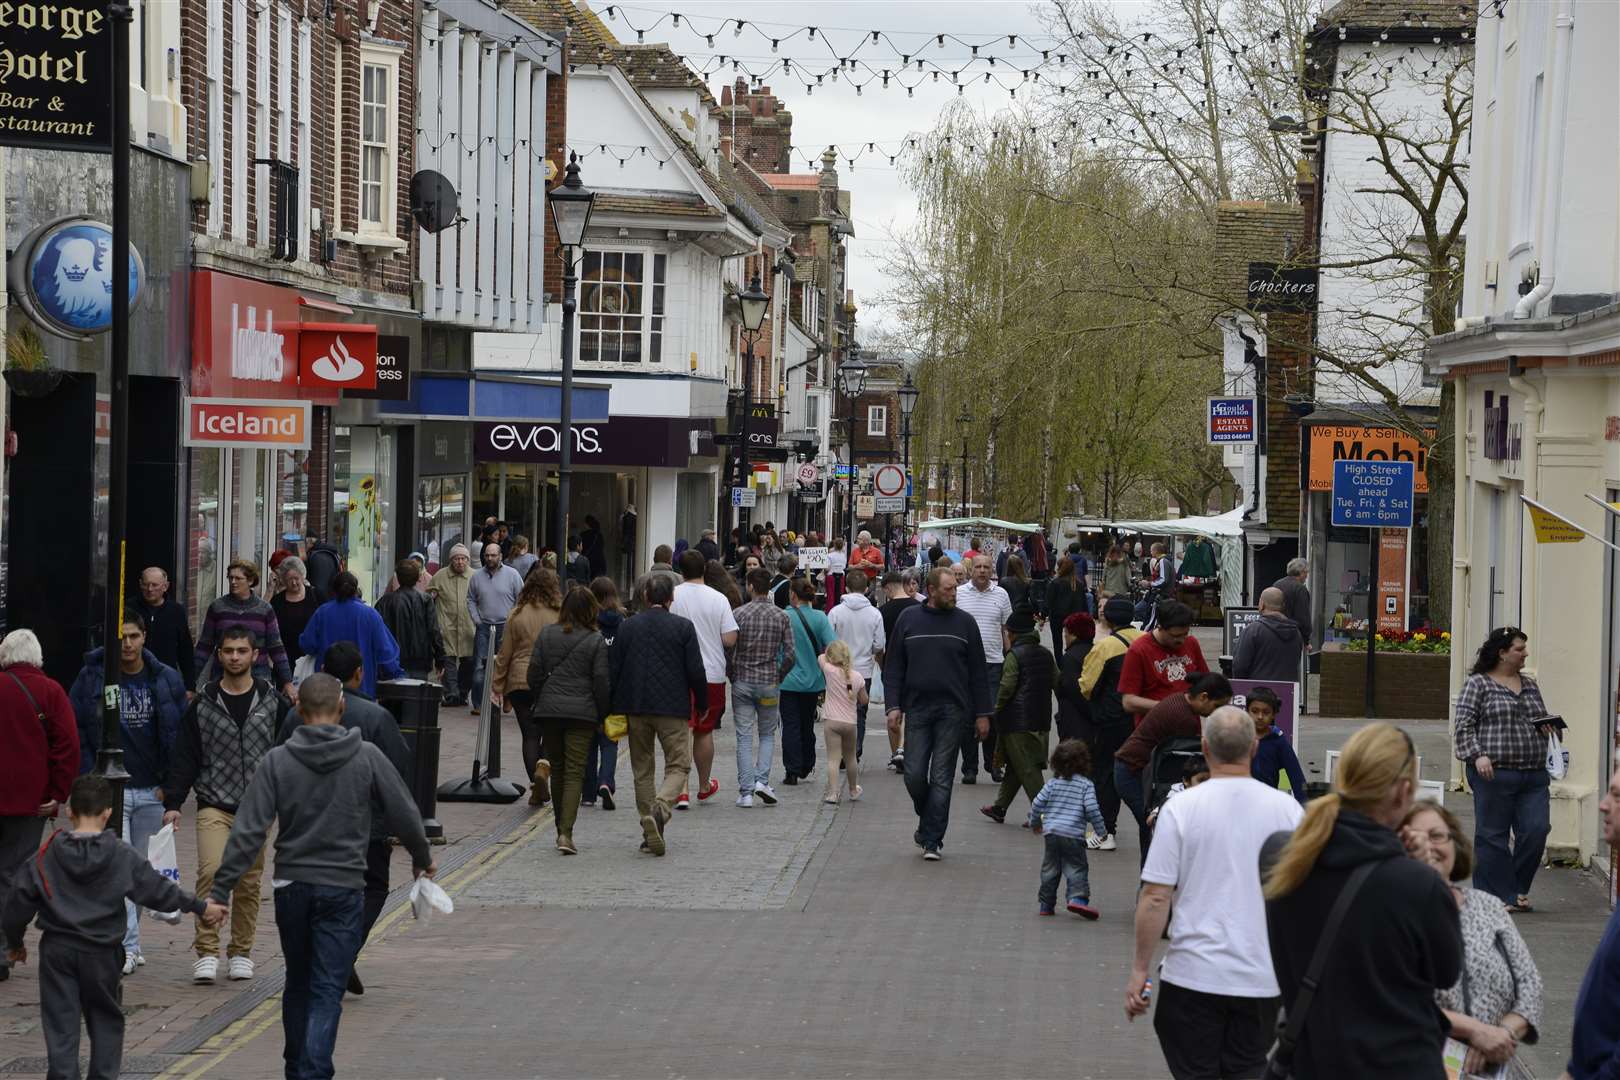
[1,675,1609,1078]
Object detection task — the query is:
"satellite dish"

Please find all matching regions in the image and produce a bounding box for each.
[410,170,461,233]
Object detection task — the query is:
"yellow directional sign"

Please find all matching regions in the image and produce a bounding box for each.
[1526,500,1584,543]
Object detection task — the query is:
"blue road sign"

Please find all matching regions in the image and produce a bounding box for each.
[1330,460,1416,529]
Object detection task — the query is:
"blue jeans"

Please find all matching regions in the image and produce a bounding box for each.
[582,732,618,798]
[1467,763,1552,904]
[469,621,504,710]
[122,786,164,954]
[731,681,780,794]
[1114,760,1153,866]
[1039,833,1091,907]
[903,701,964,848]
[274,882,364,1080]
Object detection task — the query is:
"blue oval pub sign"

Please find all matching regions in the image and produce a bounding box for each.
[25,218,144,336]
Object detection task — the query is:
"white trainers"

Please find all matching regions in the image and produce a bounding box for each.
[135,953,146,967]
[735,793,754,808]
[193,956,218,984]
[752,782,778,806]
[227,956,254,981]
[122,951,138,976]
[1099,835,1117,851]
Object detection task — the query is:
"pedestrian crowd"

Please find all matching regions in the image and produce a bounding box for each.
[3,526,1620,1080]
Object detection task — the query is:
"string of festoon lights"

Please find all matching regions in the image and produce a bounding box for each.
[412,1,1495,174]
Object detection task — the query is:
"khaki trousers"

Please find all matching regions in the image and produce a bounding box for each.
[193,807,266,958]
[627,714,692,821]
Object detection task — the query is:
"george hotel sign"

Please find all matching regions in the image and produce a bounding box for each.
[1247,262,1318,313]
[0,1,113,152]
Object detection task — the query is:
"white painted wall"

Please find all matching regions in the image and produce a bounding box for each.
[1315,40,1467,407]
[1462,0,1620,321]
[417,8,551,331]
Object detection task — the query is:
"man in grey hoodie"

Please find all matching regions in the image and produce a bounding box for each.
[212,674,434,1080]
[3,775,226,1080]
[1232,587,1306,683]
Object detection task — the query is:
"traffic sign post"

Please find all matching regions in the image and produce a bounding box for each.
[731,487,757,508]
[1330,460,1417,718]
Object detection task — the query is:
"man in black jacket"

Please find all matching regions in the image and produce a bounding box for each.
[136,567,198,692]
[883,567,991,861]
[1233,588,1305,682]
[1272,558,1313,650]
[276,642,412,995]
[375,560,446,679]
[609,576,707,856]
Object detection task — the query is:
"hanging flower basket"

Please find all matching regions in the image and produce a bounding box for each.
[3,367,65,398]
[5,324,64,398]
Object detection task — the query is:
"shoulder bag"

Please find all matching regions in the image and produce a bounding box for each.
[7,669,50,739]
[791,606,826,657]
[1261,859,1382,1079]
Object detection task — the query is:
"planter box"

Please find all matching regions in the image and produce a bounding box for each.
[1319,649,1450,719]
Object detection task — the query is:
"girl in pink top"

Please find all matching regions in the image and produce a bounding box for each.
[820,640,868,804]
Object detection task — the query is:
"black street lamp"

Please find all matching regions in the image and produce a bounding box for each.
[548,153,596,563]
[734,271,771,528]
[897,370,918,538]
[957,407,973,519]
[838,347,869,549]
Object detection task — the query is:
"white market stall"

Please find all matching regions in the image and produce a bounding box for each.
[1106,507,1247,611]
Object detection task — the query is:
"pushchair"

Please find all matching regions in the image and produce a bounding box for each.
[1145,736,1207,818]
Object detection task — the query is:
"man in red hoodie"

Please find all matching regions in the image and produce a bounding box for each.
[0,629,79,982]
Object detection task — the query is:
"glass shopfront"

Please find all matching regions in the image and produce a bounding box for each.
[332,426,395,600]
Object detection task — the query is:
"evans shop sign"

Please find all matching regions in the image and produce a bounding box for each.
[475,417,710,468]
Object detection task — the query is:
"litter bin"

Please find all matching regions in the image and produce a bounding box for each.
[378,678,445,842]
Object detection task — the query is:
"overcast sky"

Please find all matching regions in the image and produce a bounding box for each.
[593,1,1087,335]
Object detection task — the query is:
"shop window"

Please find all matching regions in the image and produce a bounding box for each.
[416,475,467,568]
[579,250,666,365]
[332,427,394,601]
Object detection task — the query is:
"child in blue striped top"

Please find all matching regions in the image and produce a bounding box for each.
[1029,739,1109,919]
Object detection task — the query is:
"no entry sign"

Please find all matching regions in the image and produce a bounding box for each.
[873,463,907,498]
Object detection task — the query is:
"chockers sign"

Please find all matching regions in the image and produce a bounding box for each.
[1207,397,1257,444]
[0,1,113,151]
[1247,262,1318,313]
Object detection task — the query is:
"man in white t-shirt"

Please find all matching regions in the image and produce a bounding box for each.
[952,554,1012,784]
[1124,705,1304,1079]
[670,549,737,810]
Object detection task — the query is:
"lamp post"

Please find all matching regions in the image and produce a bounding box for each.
[735,271,771,530]
[897,370,918,548]
[957,408,973,519]
[837,348,869,550]
[547,153,596,563]
[93,0,136,833]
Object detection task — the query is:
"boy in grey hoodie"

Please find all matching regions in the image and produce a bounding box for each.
[2,775,226,1080]
[210,673,435,1080]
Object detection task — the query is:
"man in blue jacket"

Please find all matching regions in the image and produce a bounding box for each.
[883,567,991,861]
[68,609,188,974]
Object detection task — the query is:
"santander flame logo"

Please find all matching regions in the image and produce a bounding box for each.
[310,336,364,383]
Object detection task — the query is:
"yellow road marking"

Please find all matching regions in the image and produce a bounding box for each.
[157,808,553,1079]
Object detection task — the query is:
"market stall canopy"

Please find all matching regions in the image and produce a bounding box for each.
[915,516,1043,533]
[1106,507,1246,538]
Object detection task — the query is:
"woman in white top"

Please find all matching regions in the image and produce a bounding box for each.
[824,539,849,612]
[820,640,867,804]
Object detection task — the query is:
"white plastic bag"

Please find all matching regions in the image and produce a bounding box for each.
[146,824,183,924]
[1547,730,1569,780]
[293,654,317,684]
[408,876,453,924]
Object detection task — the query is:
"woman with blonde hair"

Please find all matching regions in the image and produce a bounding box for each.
[819,638,867,805]
[492,567,563,805]
[1260,723,1463,1079]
